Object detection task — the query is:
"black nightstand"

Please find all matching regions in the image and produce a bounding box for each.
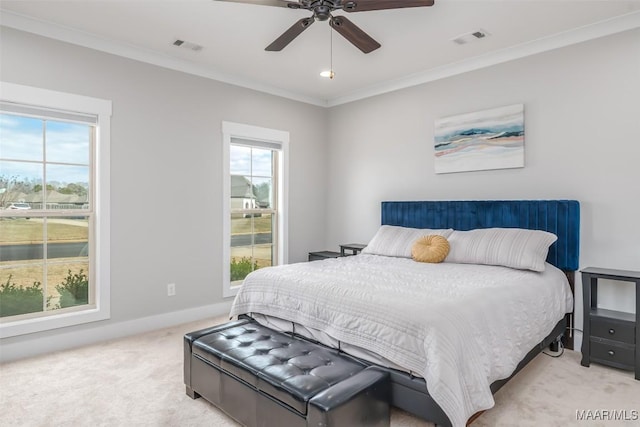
[580,267,639,380]
[339,243,367,256]
[308,251,341,262]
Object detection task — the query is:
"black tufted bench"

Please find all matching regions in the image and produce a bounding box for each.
[184,318,390,427]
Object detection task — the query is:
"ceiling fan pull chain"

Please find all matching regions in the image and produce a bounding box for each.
[330,25,334,79]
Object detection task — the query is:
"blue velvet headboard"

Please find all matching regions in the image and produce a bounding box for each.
[381,200,580,271]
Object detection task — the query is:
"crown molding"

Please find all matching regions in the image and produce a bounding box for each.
[2,9,639,108]
[0,10,329,108]
[328,10,640,107]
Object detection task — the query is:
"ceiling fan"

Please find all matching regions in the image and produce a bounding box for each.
[216,0,435,54]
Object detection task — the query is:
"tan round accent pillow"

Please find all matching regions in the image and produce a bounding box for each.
[411,235,450,263]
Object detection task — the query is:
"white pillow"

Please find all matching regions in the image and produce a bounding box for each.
[445,228,557,272]
[362,225,454,258]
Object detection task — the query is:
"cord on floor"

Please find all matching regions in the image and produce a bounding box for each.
[543,340,565,358]
[543,326,585,358]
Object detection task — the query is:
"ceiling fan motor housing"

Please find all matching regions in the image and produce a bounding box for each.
[297,0,348,18]
[314,5,331,21]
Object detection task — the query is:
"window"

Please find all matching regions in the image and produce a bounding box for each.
[222,122,288,297]
[0,82,111,338]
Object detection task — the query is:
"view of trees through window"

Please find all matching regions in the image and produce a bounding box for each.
[0,112,93,319]
[229,143,277,283]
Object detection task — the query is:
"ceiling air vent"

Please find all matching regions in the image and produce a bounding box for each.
[172,39,204,52]
[451,29,491,45]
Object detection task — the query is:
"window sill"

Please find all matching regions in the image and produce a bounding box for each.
[0,306,110,338]
[223,282,242,299]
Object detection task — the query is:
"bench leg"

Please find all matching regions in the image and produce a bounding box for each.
[186,386,200,400]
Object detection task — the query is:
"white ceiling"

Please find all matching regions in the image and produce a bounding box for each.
[1,0,639,106]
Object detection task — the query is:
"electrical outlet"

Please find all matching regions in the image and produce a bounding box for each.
[167,283,176,297]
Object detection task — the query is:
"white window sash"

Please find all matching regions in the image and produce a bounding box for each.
[222,121,289,298]
[0,82,111,338]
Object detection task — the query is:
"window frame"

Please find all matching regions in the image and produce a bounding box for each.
[0,82,111,338]
[222,121,289,298]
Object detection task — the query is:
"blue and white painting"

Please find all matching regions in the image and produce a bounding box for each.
[434,104,524,174]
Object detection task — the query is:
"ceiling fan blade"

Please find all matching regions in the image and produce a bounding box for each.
[330,16,380,54]
[213,0,297,8]
[342,0,434,13]
[265,17,315,51]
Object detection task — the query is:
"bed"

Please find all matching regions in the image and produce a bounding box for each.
[230,200,580,427]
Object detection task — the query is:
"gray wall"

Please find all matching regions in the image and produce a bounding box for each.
[326,29,640,349]
[0,27,327,354]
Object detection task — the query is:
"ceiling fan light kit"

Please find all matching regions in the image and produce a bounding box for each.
[216,0,435,53]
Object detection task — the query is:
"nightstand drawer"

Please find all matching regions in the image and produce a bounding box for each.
[590,339,635,369]
[591,317,635,344]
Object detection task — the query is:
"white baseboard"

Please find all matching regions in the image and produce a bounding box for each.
[0,301,233,363]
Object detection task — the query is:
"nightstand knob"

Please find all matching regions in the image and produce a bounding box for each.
[608,350,615,357]
[608,328,616,335]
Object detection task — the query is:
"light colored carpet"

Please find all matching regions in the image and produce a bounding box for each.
[1,316,638,427]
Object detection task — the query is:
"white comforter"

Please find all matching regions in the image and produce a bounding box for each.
[230,254,573,427]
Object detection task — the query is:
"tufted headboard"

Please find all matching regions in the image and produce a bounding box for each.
[381,200,580,271]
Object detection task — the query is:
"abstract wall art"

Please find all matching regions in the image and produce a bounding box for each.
[434,104,524,174]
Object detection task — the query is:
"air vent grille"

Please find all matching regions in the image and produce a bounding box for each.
[172,39,204,52]
[451,29,491,45]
